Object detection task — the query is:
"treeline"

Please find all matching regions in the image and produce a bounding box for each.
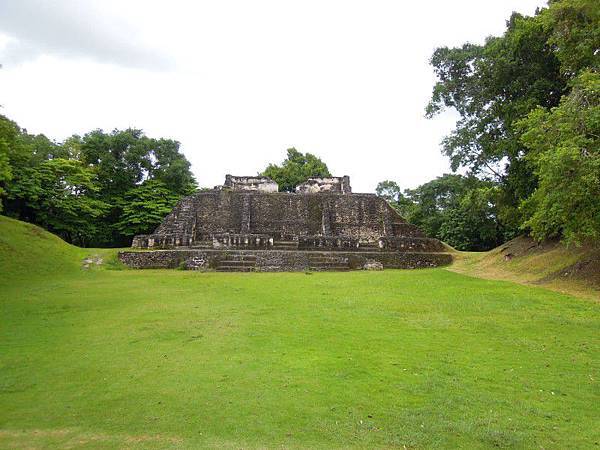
[0,117,196,247]
[376,176,507,251]
[380,0,599,250]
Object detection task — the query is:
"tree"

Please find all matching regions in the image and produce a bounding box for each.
[0,115,39,218]
[426,0,599,243]
[115,180,182,238]
[403,175,475,239]
[77,129,196,246]
[375,180,402,202]
[0,117,16,212]
[375,180,413,217]
[543,0,600,77]
[376,175,506,251]
[261,148,331,192]
[518,70,600,244]
[79,129,196,199]
[32,159,109,246]
[0,150,9,212]
[0,118,197,247]
[438,186,504,251]
[426,10,564,209]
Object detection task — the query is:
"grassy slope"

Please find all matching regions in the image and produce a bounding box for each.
[0,216,87,282]
[0,216,122,285]
[450,236,600,301]
[0,217,598,449]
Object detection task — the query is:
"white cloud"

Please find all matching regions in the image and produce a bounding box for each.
[0,0,173,69]
[0,0,546,192]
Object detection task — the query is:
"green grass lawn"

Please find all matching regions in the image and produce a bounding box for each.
[0,217,599,449]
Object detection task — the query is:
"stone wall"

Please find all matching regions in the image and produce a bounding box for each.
[133,190,420,248]
[119,248,452,271]
[223,175,278,193]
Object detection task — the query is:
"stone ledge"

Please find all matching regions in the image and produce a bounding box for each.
[132,233,445,252]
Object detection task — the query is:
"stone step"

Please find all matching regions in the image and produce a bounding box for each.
[216,266,256,272]
[272,246,299,250]
[273,241,298,247]
[219,253,257,259]
[307,254,350,271]
[216,252,257,271]
[308,255,347,259]
[308,264,349,268]
[308,262,349,267]
[308,266,350,271]
[219,260,256,267]
[308,259,348,263]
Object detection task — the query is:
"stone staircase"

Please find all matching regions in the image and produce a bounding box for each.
[155,196,197,236]
[307,254,350,271]
[272,240,299,250]
[191,240,213,249]
[357,242,380,251]
[216,254,257,272]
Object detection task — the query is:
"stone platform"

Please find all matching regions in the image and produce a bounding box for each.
[118,248,452,271]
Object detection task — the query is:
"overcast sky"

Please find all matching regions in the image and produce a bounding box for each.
[0,0,546,192]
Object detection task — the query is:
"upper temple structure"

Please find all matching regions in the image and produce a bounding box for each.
[119,175,452,271]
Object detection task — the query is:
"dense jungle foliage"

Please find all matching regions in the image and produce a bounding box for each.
[379,0,599,250]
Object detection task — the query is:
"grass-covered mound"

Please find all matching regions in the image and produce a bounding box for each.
[1,217,598,449]
[451,236,600,301]
[0,216,87,282]
[0,216,123,285]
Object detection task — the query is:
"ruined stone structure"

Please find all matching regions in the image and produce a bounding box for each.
[119,175,452,271]
[222,175,278,193]
[296,176,352,194]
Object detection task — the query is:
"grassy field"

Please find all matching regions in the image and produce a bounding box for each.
[1,216,599,449]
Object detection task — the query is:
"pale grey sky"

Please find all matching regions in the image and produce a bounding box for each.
[0,0,546,192]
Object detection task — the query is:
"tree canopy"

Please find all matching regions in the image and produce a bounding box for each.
[377,175,506,251]
[518,70,600,244]
[261,148,331,192]
[0,116,196,247]
[423,0,599,245]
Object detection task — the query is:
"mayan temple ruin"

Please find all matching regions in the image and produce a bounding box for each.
[119,175,452,271]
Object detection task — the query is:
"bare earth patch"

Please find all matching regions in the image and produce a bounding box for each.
[0,428,183,449]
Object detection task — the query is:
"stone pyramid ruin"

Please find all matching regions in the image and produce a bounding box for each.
[119,175,452,271]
